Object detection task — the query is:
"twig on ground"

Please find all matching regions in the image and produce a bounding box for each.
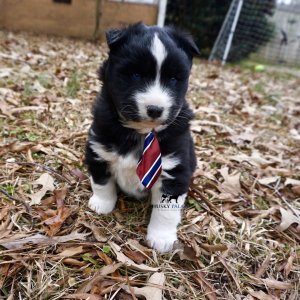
[0,187,31,214]
[263,178,300,219]
[7,161,72,184]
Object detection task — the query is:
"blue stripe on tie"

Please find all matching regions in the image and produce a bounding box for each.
[141,153,161,182]
[141,154,162,188]
[143,132,154,150]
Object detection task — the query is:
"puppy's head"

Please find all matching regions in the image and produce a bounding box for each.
[102,22,199,133]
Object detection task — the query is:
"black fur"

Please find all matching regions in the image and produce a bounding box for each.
[86,22,198,196]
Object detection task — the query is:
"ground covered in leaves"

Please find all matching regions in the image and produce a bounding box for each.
[0,31,299,300]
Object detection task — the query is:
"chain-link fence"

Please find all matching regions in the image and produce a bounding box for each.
[210,0,300,67]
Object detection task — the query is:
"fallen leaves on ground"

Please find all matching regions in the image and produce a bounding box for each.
[28,172,55,205]
[36,186,71,236]
[0,231,89,250]
[277,207,300,232]
[122,272,165,300]
[109,241,159,272]
[0,30,299,299]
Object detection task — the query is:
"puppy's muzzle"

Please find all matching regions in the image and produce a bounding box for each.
[146,105,163,119]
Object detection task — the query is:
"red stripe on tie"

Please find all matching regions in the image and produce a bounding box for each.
[136,131,162,190]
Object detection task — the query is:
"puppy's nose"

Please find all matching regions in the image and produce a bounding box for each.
[146,105,163,119]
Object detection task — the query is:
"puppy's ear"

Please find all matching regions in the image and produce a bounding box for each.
[106,22,147,50]
[166,27,200,59]
[105,28,127,50]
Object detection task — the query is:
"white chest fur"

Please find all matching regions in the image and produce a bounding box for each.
[89,141,180,197]
[111,153,147,198]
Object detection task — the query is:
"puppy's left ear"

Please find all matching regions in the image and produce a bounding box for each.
[105,28,127,50]
[166,27,200,59]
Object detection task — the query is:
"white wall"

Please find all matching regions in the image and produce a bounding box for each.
[255,8,300,66]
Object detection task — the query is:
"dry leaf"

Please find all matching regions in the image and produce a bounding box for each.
[109,241,158,272]
[58,246,84,257]
[39,187,71,236]
[123,249,147,264]
[0,207,9,222]
[29,173,55,205]
[255,255,271,278]
[70,168,88,182]
[193,272,218,300]
[192,120,235,134]
[262,278,293,290]
[80,220,107,242]
[126,239,152,257]
[229,131,257,144]
[290,129,300,141]
[249,290,278,300]
[122,272,165,300]
[218,256,241,293]
[179,245,198,261]
[0,99,13,118]
[0,68,12,78]
[258,176,280,186]
[77,263,123,293]
[223,210,241,224]
[287,290,298,300]
[64,293,103,300]
[0,231,89,249]
[284,251,296,278]
[219,167,241,196]
[97,250,113,265]
[285,178,300,186]
[0,264,10,289]
[229,150,274,167]
[32,80,46,93]
[200,243,228,253]
[115,291,134,300]
[63,258,87,267]
[292,185,300,196]
[277,207,300,231]
[44,204,71,236]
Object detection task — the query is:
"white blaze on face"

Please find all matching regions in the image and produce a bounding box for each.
[151,33,167,71]
[135,33,172,124]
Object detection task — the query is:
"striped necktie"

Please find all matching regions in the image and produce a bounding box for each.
[136,131,162,190]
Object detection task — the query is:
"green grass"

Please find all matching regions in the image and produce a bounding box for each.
[23,80,35,97]
[10,128,40,141]
[239,59,300,79]
[1,183,15,196]
[66,71,81,98]
[37,74,52,88]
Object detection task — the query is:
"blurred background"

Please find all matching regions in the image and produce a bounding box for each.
[0,0,299,67]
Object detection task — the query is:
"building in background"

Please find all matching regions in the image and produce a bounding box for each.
[254,0,300,66]
[0,0,167,39]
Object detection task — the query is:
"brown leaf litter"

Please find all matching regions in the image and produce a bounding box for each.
[0,30,299,299]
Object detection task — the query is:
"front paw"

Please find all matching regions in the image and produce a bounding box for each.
[146,229,177,253]
[88,194,116,215]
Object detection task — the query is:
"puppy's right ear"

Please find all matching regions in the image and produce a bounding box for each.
[166,27,200,59]
[106,28,126,50]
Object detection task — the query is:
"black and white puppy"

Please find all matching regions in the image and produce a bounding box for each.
[86,22,199,253]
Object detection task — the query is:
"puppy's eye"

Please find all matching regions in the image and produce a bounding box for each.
[169,77,178,86]
[131,73,141,81]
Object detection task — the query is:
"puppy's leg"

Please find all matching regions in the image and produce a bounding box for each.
[147,183,186,253]
[86,144,117,215]
[89,176,117,214]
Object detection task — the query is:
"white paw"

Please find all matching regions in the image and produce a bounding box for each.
[88,194,116,215]
[146,229,177,253]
